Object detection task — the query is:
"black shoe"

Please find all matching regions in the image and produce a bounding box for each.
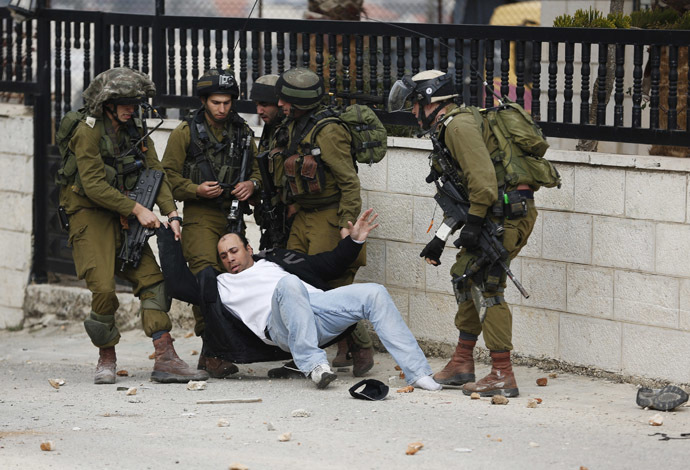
[637,385,689,411]
[268,360,305,379]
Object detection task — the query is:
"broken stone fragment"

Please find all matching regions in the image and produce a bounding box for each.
[291,409,311,418]
[186,381,207,391]
[116,370,128,377]
[396,385,414,393]
[536,377,548,386]
[40,441,55,451]
[217,418,230,427]
[126,387,137,396]
[470,392,481,400]
[278,432,292,442]
[229,463,249,470]
[527,399,538,408]
[406,442,424,455]
[649,413,664,426]
[491,395,509,405]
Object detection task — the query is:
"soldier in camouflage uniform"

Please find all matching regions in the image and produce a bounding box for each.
[161,69,260,379]
[58,67,208,385]
[273,67,375,376]
[388,70,538,397]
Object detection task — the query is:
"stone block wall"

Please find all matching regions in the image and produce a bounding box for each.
[360,138,690,384]
[0,104,34,329]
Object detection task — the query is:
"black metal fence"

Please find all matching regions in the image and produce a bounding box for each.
[1,6,689,277]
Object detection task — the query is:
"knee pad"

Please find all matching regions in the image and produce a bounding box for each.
[139,282,172,313]
[83,311,121,348]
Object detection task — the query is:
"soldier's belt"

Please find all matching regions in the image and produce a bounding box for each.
[300,202,339,213]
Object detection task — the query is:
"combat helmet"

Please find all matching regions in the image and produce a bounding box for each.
[275,68,325,111]
[250,74,280,104]
[196,68,240,99]
[387,70,456,112]
[83,67,155,117]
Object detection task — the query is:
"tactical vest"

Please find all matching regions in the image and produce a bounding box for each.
[282,108,337,197]
[436,104,560,192]
[182,108,252,196]
[56,114,149,196]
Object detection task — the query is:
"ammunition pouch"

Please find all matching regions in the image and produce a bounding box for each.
[503,189,529,219]
[83,311,121,348]
[284,152,326,196]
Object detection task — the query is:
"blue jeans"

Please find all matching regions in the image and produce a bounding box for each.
[267,275,432,385]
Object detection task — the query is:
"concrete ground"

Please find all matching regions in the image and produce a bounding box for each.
[1,324,689,470]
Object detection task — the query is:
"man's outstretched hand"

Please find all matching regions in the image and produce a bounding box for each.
[348,208,379,242]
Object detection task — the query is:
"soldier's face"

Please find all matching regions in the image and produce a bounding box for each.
[114,104,136,122]
[203,94,233,121]
[278,99,306,119]
[255,102,281,125]
[218,233,254,274]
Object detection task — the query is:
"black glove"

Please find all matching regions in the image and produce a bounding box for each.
[459,214,483,248]
[420,236,445,265]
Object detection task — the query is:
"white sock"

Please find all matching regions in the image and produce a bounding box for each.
[413,375,442,391]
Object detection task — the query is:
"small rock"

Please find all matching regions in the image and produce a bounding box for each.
[536,377,548,386]
[470,392,481,400]
[116,370,129,377]
[266,422,276,431]
[399,371,405,379]
[491,395,509,405]
[278,432,292,442]
[405,441,424,455]
[291,409,311,418]
[454,447,472,453]
[549,373,558,379]
[529,442,540,447]
[534,398,543,404]
[526,399,538,408]
[148,352,156,360]
[394,365,402,371]
[229,463,249,470]
[396,385,414,393]
[191,350,199,356]
[48,379,61,390]
[72,427,81,431]
[126,387,137,396]
[649,413,664,426]
[218,419,230,427]
[40,441,55,451]
[186,381,207,391]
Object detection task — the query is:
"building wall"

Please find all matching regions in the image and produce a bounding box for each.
[4,107,690,383]
[0,104,34,329]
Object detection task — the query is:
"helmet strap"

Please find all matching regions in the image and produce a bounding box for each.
[104,104,129,127]
[417,103,444,131]
[203,105,231,125]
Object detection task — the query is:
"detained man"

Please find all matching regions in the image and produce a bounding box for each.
[215,209,442,391]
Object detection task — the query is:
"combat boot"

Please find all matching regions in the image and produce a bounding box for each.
[433,339,476,385]
[94,346,117,385]
[462,351,519,397]
[332,339,353,367]
[348,336,374,377]
[204,356,239,379]
[151,333,210,383]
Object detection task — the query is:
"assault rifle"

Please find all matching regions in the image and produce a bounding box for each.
[427,134,529,299]
[255,150,290,250]
[225,134,254,233]
[118,169,164,270]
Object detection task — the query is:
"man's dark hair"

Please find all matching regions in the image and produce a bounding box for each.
[228,231,250,248]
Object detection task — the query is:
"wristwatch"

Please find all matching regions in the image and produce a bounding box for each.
[251,179,259,191]
[168,216,183,224]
